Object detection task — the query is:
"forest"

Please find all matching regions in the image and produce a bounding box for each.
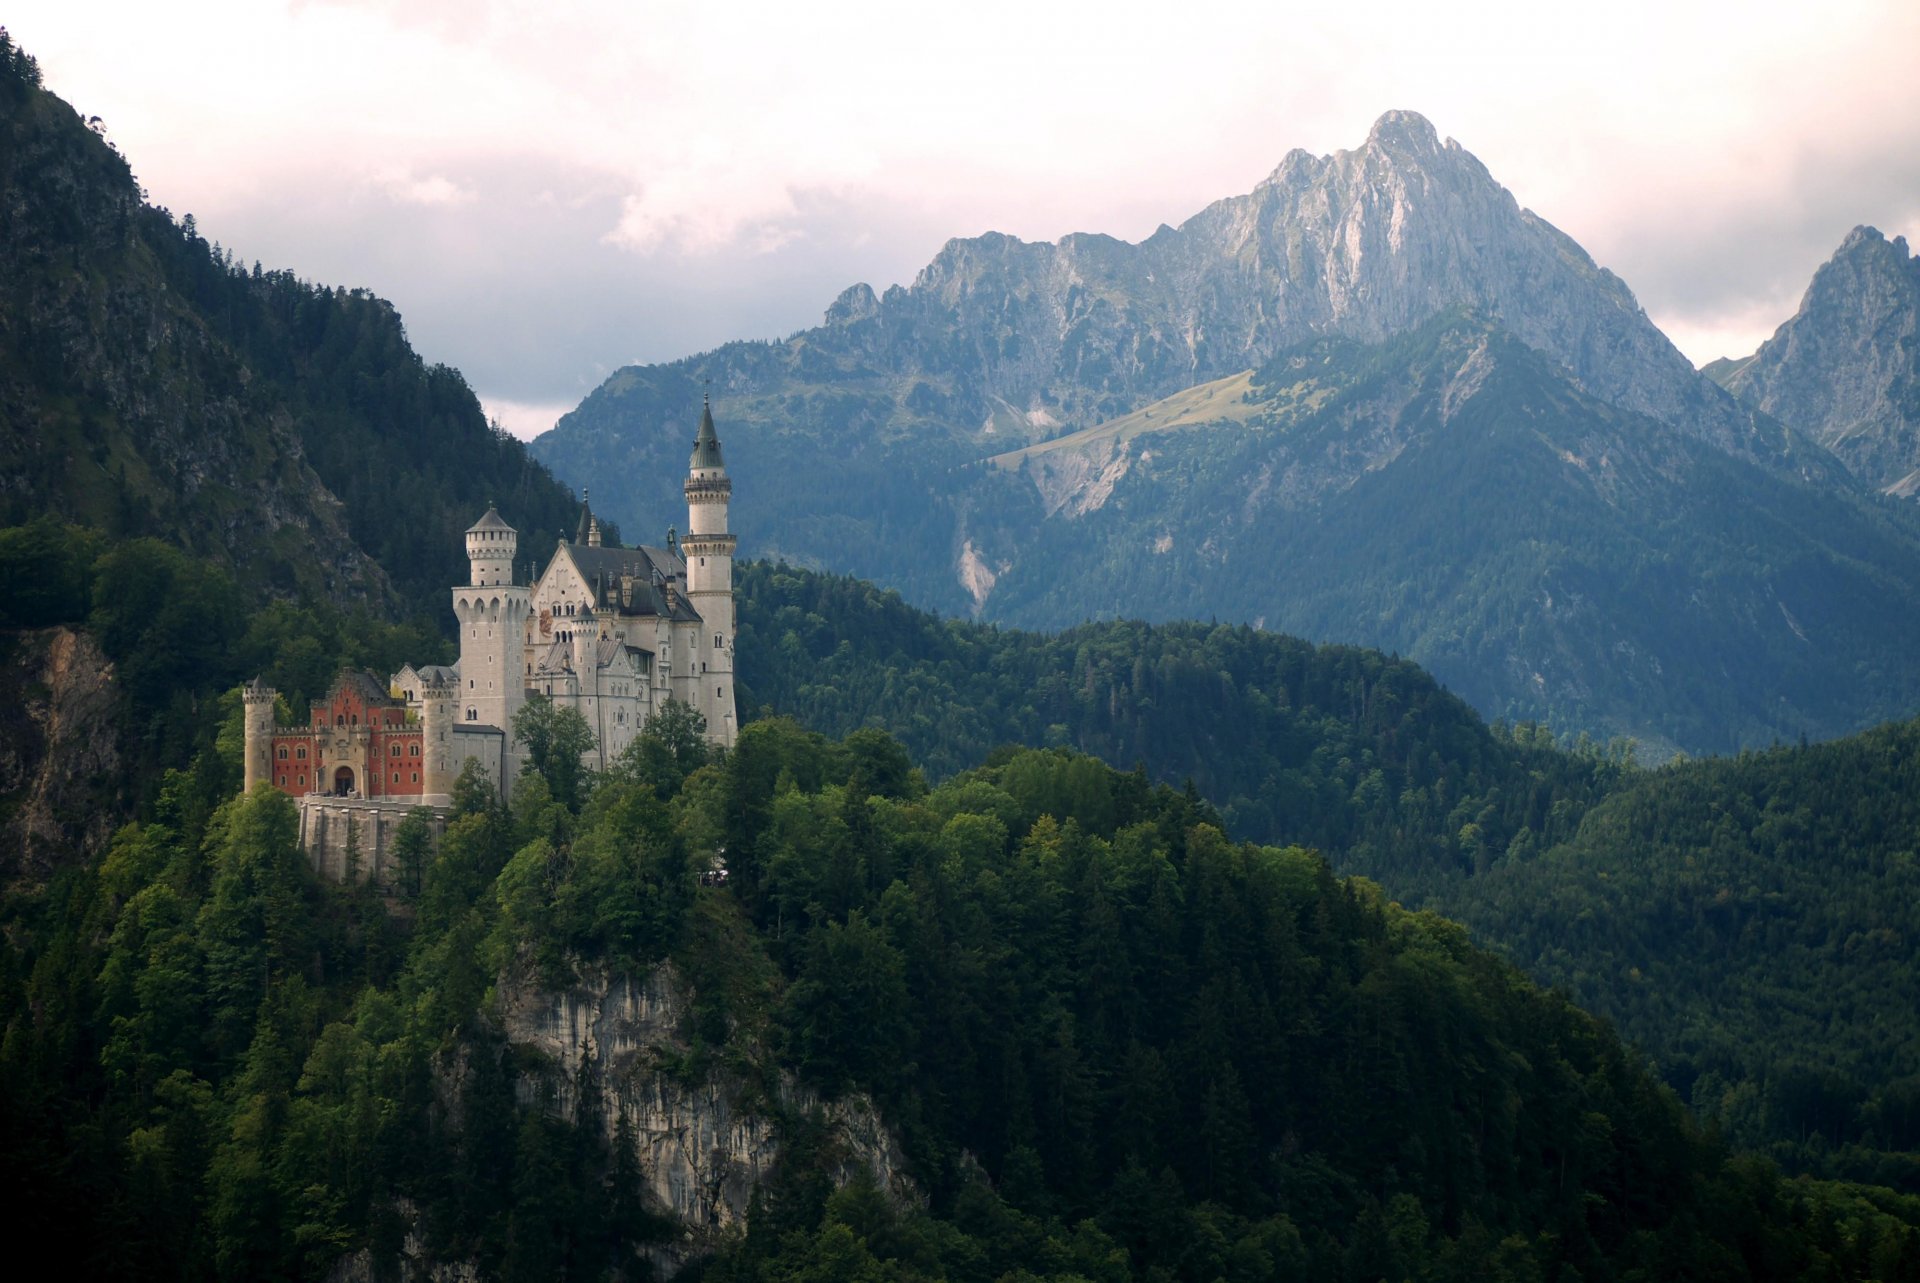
[7,682,1920,1279]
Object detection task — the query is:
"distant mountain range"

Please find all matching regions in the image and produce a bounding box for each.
[535,113,1920,756]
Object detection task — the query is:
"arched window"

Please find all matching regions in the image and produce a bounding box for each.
[296,747,308,760]
[277,747,289,760]
[391,744,401,757]
[410,744,420,757]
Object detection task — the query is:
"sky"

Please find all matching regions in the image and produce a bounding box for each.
[10,1,1919,440]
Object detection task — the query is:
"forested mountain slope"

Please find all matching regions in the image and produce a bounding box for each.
[736,557,1920,1188]
[1432,718,1920,1193]
[734,557,1626,884]
[0,34,583,607]
[8,704,1920,1280]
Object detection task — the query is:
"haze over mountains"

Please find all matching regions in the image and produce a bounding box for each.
[535,111,1920,757]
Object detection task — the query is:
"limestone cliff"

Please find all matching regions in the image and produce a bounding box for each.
[0,626,122,891]
[497,963,913,1269]
[1716,227,1920,494]
[333,962,914,1280]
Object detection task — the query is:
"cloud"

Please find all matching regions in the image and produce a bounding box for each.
[7,0,1916,393]
[374,168,475,207]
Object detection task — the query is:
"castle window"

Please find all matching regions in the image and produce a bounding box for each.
[277,747,289,760]
[410,744,420,756]
[297,747,308,759]
[717,686,723,699]
[715,633,723,649]
[391,744,401,757]
[411,772,418,782]
[467,708,477,721]
[298,774,305,785]
[469,679,475,689]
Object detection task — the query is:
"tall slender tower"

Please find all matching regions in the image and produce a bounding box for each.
[420,670,456,805]
[453,506,530,745]
[242,677,276,792]
[682,397,737,746]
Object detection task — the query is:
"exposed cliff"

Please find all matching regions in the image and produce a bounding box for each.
[1715,226,1920,494]
[498,963,913,1260]
[0,625,122,892]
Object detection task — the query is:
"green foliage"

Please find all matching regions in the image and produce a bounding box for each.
[511,693,598,813]
[736,559,1622,888]
[5,686,1920,1279]
[1432,718,1920,1193]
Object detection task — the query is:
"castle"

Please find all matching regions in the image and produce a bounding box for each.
[241,401,738,875]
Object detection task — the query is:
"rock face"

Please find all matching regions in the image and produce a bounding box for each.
[1716,227,1920,493]
[0,626,122,891]
[496,964,914,1274]
[536,112,1799,548]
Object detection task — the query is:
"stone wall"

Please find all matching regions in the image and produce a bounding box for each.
[298,795,446,885]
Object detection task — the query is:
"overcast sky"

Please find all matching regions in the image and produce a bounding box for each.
[10,1,1918,439]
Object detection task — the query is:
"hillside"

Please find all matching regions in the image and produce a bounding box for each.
[736,557,1920,1188]
[0,33,585,607]
[7,706,1920,1279]
[1433,718,1920,1192]
[733,557,1625,886]
[530,111,1913,756]
[960,313,1920,756]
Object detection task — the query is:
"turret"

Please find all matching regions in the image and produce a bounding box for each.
[682,396,738,746]
[242,677,276,792]
[420,671,456,804]
[576,489,602,548]
[465,505,517,587]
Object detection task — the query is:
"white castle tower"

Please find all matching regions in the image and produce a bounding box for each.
[683,395,738,746]
[454,505,530,743]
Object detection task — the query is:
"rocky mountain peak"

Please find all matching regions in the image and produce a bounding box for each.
[1719,224,1920,492]
[1365,108,1445,155]
[825,281,880,326]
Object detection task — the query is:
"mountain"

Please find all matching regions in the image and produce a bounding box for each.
[1709,226,1920,495]
[961,312,1920,756]
[533,111,1909,755]
[0,35,584,607]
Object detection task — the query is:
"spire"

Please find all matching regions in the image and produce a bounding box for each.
[690,393,725,470]
[575,488,593,545]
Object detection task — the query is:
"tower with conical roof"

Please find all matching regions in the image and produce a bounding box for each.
[454,505,530,771]
[683,396,737,746]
